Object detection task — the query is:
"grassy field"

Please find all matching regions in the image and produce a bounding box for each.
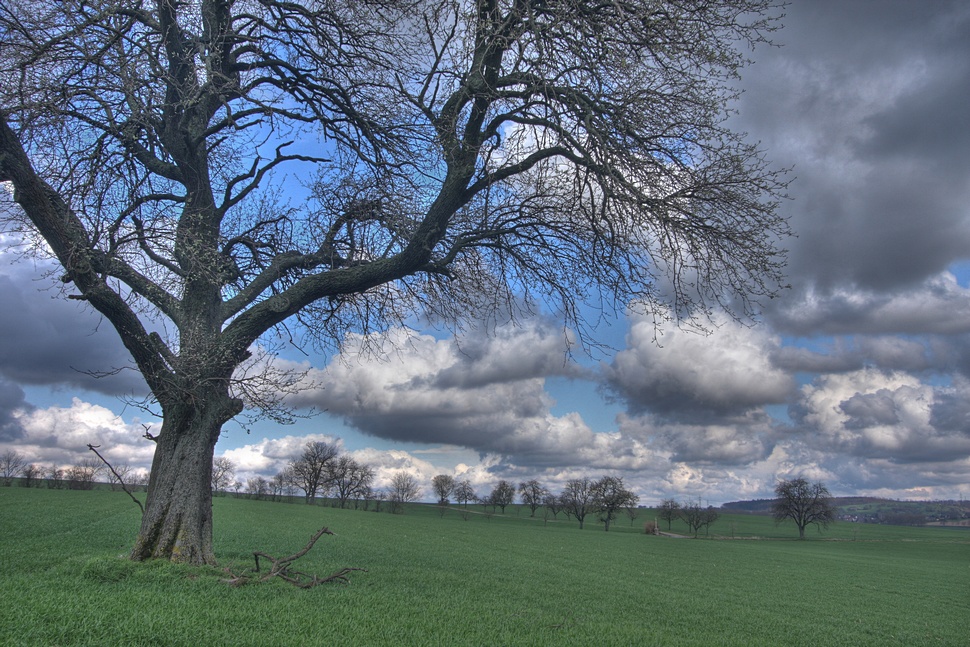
[1,488,967,646]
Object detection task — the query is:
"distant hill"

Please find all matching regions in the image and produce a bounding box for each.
[721,497,970,527]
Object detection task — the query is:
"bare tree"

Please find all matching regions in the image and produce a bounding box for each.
[431,474,457,505]
[490,480,517,514]
[659,498,682,531]
[66,458,104,490]
[247,476,269,501]
[543,493,563,520]
[592,476,638,532]
[289,441,339,505]
[561,477,597,529]
[1,449,26,486]
[773,478,837,540]
[45,465,65,490]
[388,472,421,514]
[211,457,237,496]
[20,463,41,488]
[518,479,549,517]
[328,456,374,509]
[680,499,720,537]
[0,0,789,563]
[454,479,476,509]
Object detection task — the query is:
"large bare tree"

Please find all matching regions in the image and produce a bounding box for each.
[0,0,789,564]
[772,478,837,539]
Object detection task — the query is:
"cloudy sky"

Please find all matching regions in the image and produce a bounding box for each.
[2,0,970,505]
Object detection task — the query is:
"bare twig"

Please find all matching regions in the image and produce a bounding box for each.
[86,444,144,515]
[222,526,366,588]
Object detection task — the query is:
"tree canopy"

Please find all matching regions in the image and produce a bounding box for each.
[0,0,789,564]
[772,478,837,539]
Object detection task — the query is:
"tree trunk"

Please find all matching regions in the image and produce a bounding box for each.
[130,391,240,565]
[798,524,806,540]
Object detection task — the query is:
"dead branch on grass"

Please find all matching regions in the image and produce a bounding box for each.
[222,526,366,588]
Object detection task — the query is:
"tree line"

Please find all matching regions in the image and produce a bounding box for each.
[1,448,144,491]
[5,445,837,538]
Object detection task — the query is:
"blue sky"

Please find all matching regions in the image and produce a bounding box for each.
[2,0,970,505]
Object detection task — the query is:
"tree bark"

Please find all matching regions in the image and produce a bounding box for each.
[130,390,241,565]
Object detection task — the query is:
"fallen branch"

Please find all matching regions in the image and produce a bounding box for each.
[222,526,366,588]
[86,444,144,515]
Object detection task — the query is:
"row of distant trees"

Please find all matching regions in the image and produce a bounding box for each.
[212,441,424,514]
[5,446,838,537]
[656,479,838,539]
[1,449,145,491]
[432,474,639,531]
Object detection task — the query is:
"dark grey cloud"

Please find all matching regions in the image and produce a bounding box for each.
[0,378,29,442]
[737,0,970,297]
[0,268,146,396]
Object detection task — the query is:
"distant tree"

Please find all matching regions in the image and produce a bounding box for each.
[772,478,837,539]
[289,441,339,504]
[625,503,641,527]
[454,480,476,509]
[1,450,26,486]
[490,480,517,514]
[107,464,135,492]
[680,499,720,537]
[65,458,104,490]
[659,498,682,531]
[592,476,638,531]
[519,480,550,517]
[247,477,269,501]
[329,456,374,509]
[211,457,237,495]
[45,465,65,490]
[562,477,597,529]
[269,471,287,503]
[389,472,422,514]
[20,464,41,488]
[431,474,457,505]
[543,493,564,519]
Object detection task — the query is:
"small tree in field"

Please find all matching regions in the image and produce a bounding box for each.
[389,472,421,514]
[680,499,720,537]
[0,0,789,563]
[288,441,339,505]
[561,477,597,530]
[490,480,517,514]
[592,476,638,532]
[20,464,41,488]
[1,450,26,486]
[659,498,681,531]
[211,457,236,496]
[518,480,550,517]
[773,478,837,539]
[454,480,476,509]
[431,474,456,505]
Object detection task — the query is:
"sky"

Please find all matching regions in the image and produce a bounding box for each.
[2,0,970,505]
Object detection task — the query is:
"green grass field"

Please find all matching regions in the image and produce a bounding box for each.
[1,488,967,646]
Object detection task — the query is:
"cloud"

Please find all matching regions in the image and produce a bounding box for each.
[787,369,970,464]
[0,254,145,396]
[770,272,970,337]
[286,325,613,465]
[735,0,970,296]
[604,312,794,419]
[4,397,154,469]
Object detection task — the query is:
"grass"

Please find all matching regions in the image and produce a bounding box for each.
[1,488,968,646]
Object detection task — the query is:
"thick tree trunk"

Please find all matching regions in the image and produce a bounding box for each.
[130,391,240,565]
